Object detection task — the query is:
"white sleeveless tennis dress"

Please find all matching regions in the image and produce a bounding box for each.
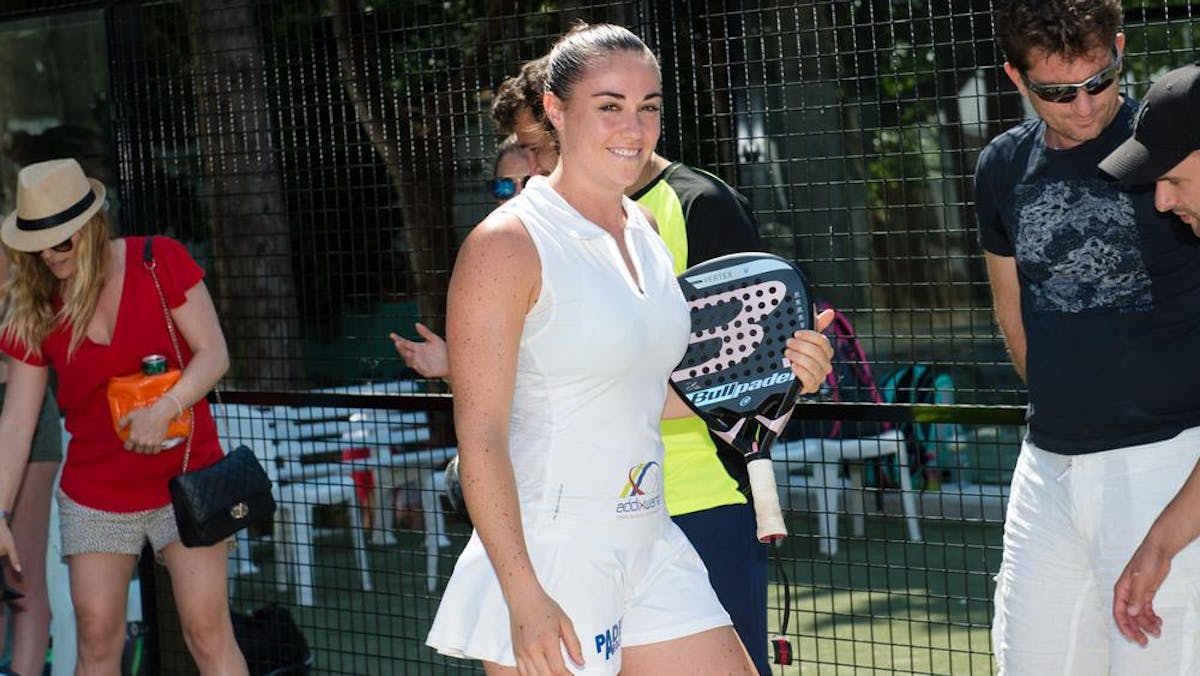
[426,177,731,673]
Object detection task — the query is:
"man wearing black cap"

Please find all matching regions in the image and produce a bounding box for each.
[1100,62,1200,650]
[977,2,1200,673]
[1101,62,1200,233]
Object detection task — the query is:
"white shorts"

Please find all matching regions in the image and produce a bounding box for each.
[992,428,1200,675]
[426,520,731,674]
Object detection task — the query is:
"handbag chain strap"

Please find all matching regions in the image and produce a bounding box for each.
[144,236,226,474]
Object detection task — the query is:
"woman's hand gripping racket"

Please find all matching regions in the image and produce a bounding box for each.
[670,253,814,542]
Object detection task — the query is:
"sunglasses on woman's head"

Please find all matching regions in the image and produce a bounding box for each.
[488,175,529,201]
[1020,50,1122,104]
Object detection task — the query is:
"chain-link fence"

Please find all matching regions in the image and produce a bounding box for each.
[1,1,1197,673]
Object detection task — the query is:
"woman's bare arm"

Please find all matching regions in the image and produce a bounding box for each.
[120,281,230,452]
[447,213,583,672]
[0,358,50,570]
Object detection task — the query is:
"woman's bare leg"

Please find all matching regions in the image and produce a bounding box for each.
[68,552,138,675]
[159,541,248,675]
[620,626,756,676]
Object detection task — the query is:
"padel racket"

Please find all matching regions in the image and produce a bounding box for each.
[670,252,814,542]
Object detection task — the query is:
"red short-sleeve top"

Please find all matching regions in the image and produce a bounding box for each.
[1,236,223,512]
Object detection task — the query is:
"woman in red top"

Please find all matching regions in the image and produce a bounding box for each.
[0,159,247,674]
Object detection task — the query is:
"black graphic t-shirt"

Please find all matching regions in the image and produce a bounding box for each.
[976,98,1200,454]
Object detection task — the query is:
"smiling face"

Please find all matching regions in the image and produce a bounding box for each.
[1156,151,1200,234]
[544,50,662,193]
[1005,35,1125,150]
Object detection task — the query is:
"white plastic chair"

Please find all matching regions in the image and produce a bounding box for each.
[355,407,437,546]
[774,428,922,556]
[327,427,454,592]
[271,447,374,607]
[307,381,455,591]
[218,404,374,607]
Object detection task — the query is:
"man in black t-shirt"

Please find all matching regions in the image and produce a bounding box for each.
[978,2,1200,673]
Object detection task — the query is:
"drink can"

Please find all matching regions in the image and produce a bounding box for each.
[141,354,168,376]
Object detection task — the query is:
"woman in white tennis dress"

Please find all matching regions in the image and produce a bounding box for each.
[426,23,833,676]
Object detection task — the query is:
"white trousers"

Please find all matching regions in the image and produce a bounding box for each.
[992,428,1200,675]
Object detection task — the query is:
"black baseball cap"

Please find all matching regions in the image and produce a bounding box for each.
[1100,63,1200,184]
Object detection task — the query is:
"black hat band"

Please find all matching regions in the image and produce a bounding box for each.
[16,189,96,232]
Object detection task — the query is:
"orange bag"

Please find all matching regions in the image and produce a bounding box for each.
[107,368,192,446]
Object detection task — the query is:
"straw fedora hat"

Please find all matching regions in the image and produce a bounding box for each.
[2,158,106,253]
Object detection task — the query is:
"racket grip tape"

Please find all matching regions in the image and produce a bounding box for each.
[746,457,788,543]
[772,636,794,665]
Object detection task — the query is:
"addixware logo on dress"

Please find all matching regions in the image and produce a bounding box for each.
[615,461,662,517]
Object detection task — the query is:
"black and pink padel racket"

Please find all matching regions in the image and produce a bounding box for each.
[670,252,814,542]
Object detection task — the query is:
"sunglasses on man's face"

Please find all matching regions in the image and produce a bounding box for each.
[1020,51,1122,104]
[488,175,529,201]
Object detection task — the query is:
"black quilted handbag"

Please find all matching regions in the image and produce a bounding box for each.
[145,237,276,547]
[169,445,276,547]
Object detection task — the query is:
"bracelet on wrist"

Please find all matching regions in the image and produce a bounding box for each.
[162,392,185,418]
[0,508,9,521]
